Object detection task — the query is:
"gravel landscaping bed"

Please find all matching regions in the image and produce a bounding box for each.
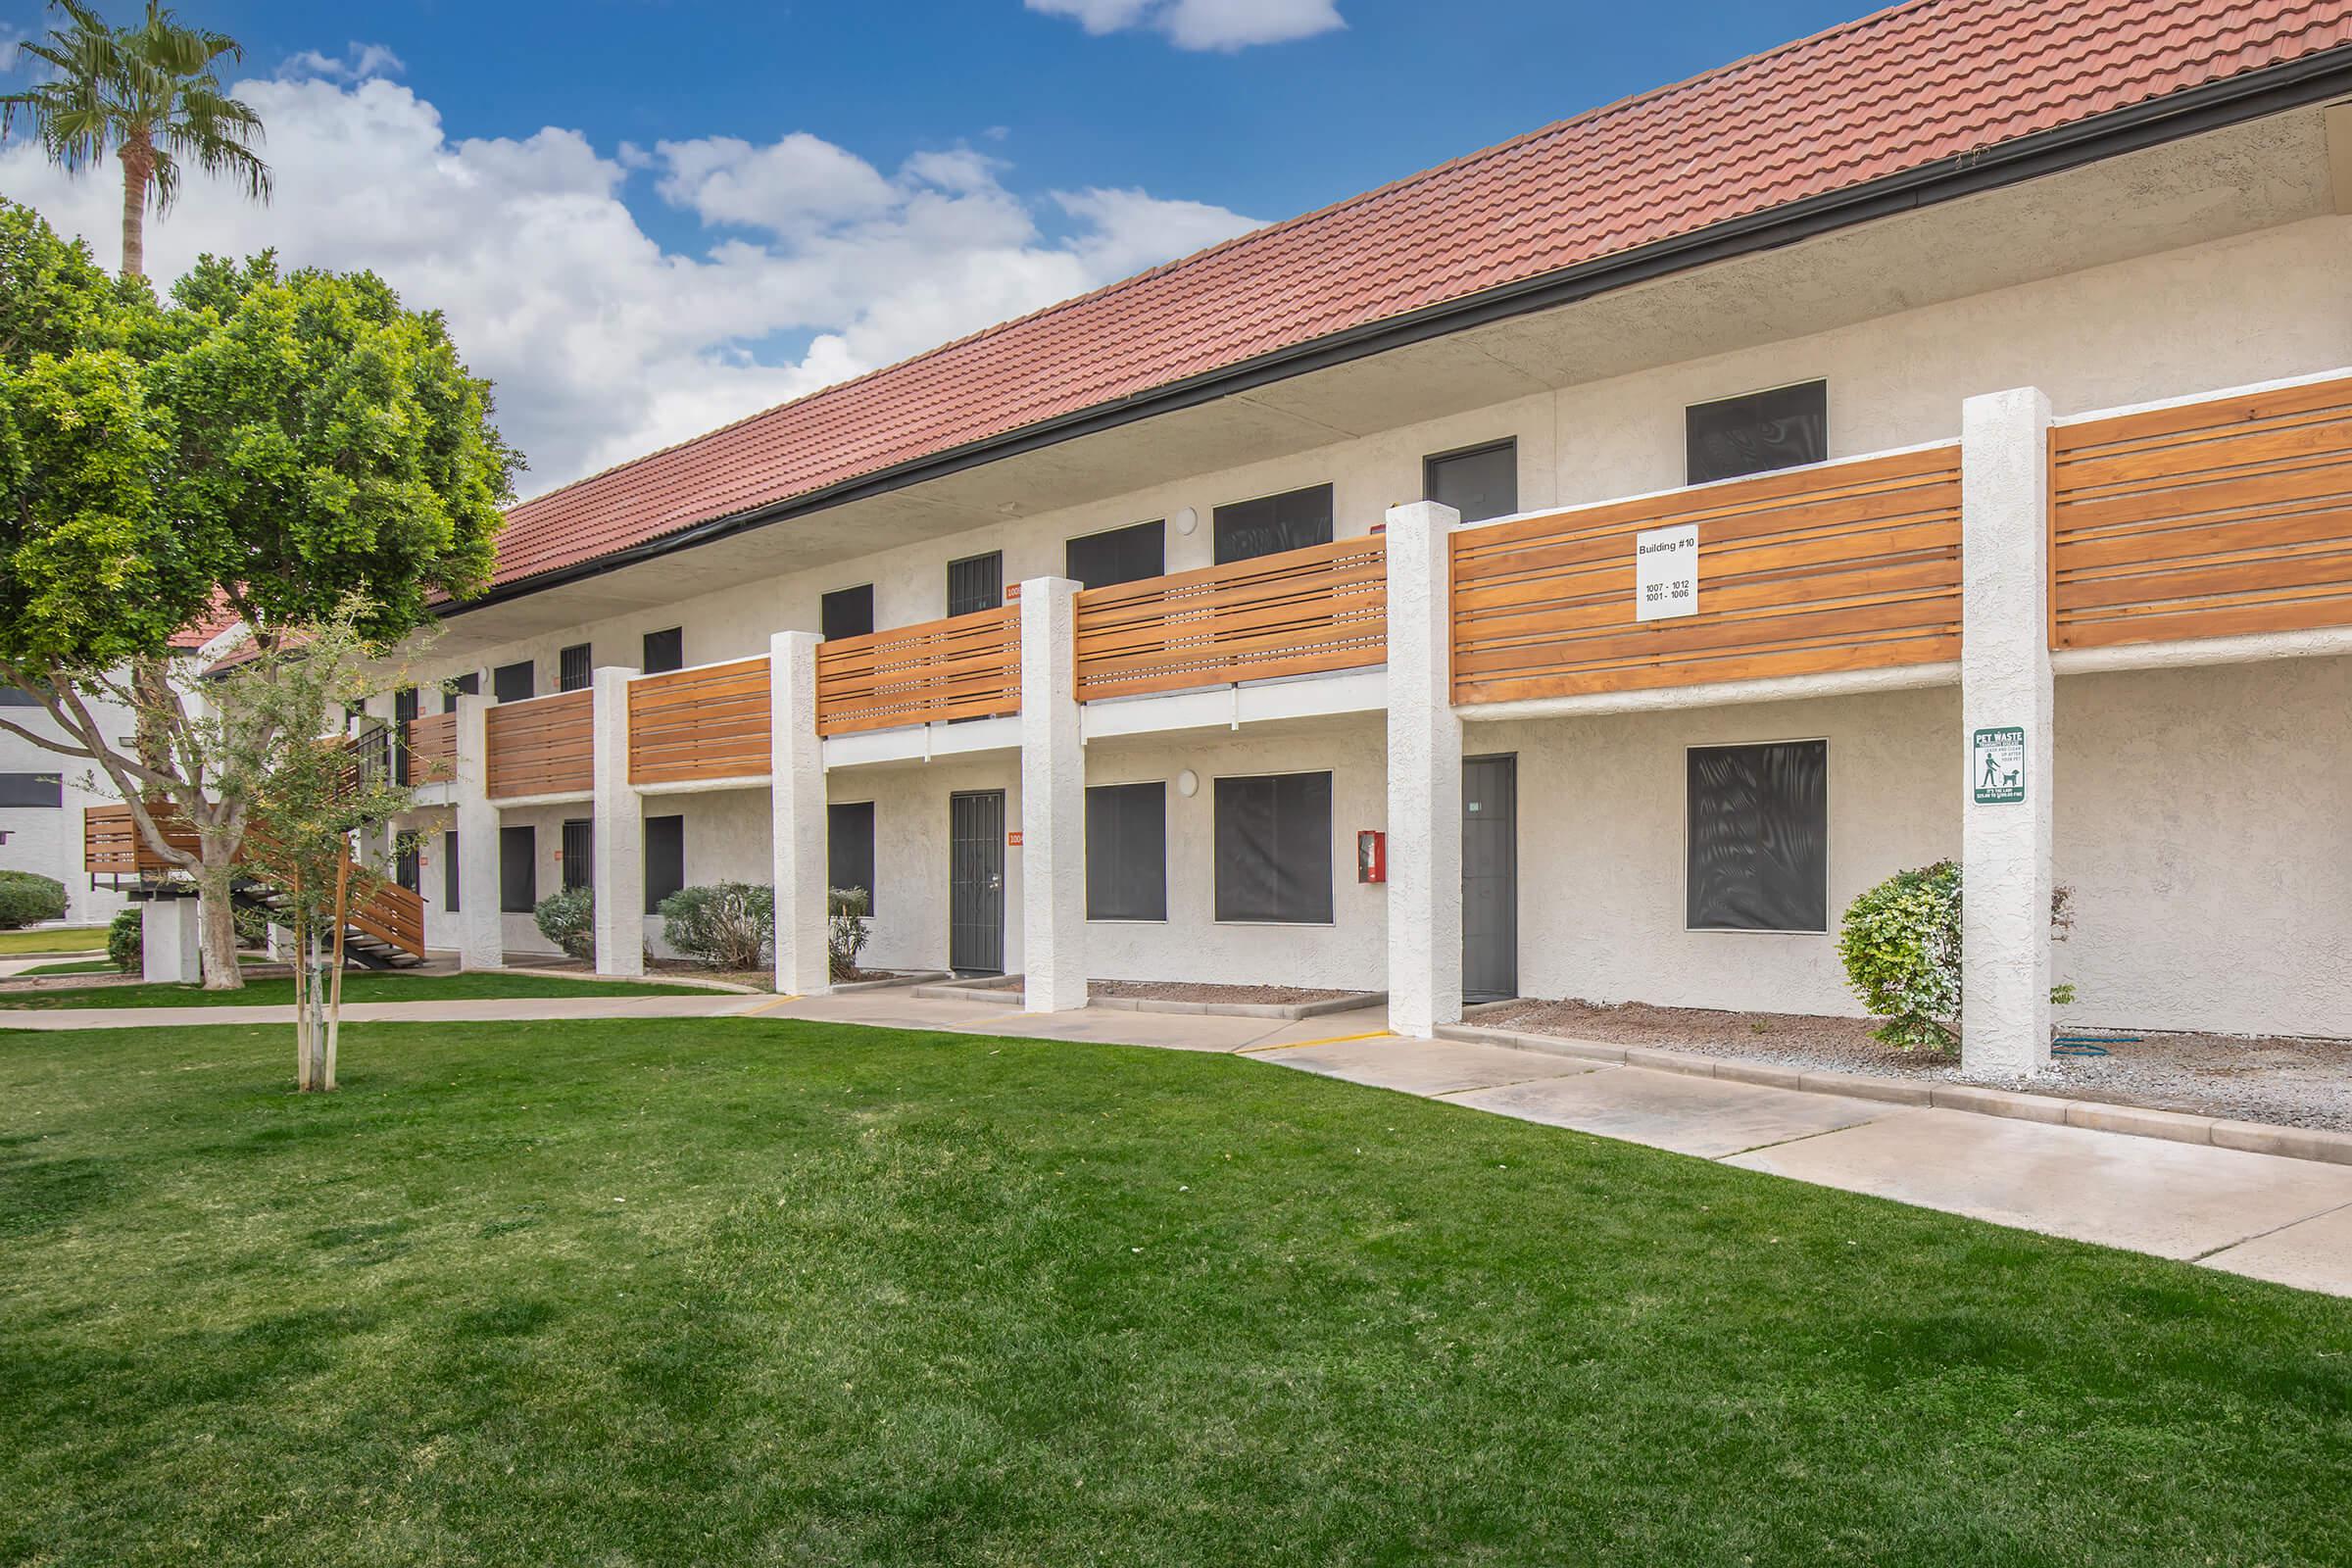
[1088,979,1367,1005]
[1478,998,2352,1132]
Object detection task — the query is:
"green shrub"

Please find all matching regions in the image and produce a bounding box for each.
[1838,861,2078,1054]
[108,907,141,973]
[533,885,595,961]
[0,870,67,929]
[658,882,772,971]
[828,886,870,981]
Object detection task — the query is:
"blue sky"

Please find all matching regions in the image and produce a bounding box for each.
[0,0,1874,493]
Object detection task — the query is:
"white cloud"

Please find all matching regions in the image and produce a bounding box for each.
[277,41,405,81]
[0,74,1260,495]
[1026,0,1345,51]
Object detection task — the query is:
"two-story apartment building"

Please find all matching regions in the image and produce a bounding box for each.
[342,0,2352,1076]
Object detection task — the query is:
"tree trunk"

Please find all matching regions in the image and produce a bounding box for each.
[192,839,247,992]
[118,137,150,280]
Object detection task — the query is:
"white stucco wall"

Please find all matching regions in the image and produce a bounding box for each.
[0,694,133,927]
[831,756,1025,976]
[2054,658,2352,1040]
[1081,721,1389,992]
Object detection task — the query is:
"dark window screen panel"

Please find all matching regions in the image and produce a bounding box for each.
[444,829,461,911]
[1687,381,1828,485]
[1065,519,1165,589]
[642,627,684,674]
[821,585,874,641]
[1086,782,1166,921]
[827,801,875,911]
[0,772,63,808]
[392,686,418,786]
[947,553,1004,616]
[1213,772,1333,924]
[444,670,478,712]
[0,684,40,708]
[1686,741,1829,932]
[559,644,592,693]
[492,662,534,704]
[1426,441,1518,523]
[499,825,536,912]
[1212,484,1333,564]
[562,818,593,892]
[396,843,421,894]
[645,814,685,912]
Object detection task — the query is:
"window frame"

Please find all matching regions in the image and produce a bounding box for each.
[820,584,875,642]
[561,817,593,892]
[498,824,537,913]
[558,644,593,693]
[443,828,461,912]
[642,627,684,675]
[491,661,535,705]
[1210,483,1334,565]
[1084,779,1168,923]
[1064,518,1166,590]
[1211,768,1336,927]
[1423,437,1519,524]
[1684,378,1829,487]
[0,772,64,808]
[645,813,685,913]
[827,800,877,914]
[946,552,1004,617]
[1682,737,1831,936]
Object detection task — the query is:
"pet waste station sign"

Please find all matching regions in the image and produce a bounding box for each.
[1634,522,1698,621]
[1973,726,2026,804]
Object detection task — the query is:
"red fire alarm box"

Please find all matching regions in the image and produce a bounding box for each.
[1356,829,1387,884]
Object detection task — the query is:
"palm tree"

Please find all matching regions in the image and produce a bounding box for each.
[0,0,270,279]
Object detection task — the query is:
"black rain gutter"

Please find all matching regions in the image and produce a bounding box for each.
[444,44,2352,620]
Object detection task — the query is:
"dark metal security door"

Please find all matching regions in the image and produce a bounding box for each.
[949,790,1005,975]
[1462,755,1519,1004]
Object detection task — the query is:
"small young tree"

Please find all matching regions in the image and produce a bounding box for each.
[209,601,424,1091]
[0,201,517,987]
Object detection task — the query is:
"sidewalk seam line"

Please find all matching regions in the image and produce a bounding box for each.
[2189,1194,2352,1261]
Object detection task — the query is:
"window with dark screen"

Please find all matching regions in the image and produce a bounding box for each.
[1213,772,1333,924]
[0,773,63,808]
[1686,740,1828,932]
[561,818,592,891]
[443,829,461,911]
[828,801,875,911]
[1086,782,1166,921]
[645,814,685,912]
[559,644,592,693]
[443,671,478,712]
[1425,440,1518,523]
[1212,484,1333,564]
[820,584,874,641]
[947,553,1004,616]
[1686,381,1828,485]
[1065,520,1165,589]
[499,825,536,912]
[642,627,684,674]
[491,662,534,704]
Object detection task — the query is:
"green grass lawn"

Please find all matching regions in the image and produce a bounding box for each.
[15,957,117,976]
[0,925,107,956]
[0,971,721,1008]
[4,1019,2348,1566]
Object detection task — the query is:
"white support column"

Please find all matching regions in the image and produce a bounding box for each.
[1385,501,1465,1039]
[770,631,830,997]
[1960,387,2056,1078]
[591,665,644,976]
[139,894,202,984]
[1018,577,1087,1013]
[453,693,503,970]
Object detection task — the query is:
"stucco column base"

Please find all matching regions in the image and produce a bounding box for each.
[770,631,831,997]
[590,666,645,976]
[1018,577,1088,1013]
[140,894,202,984]
[1384,501,1465,1039]
[1959,387,2055,1078]
[453,693,504,971]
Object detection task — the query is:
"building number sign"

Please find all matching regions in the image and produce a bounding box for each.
[1635,522,1699,621]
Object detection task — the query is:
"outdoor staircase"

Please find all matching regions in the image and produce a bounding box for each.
[83,804,429,968]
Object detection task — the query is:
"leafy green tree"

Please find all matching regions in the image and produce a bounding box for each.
[0,200,517,986]
[1,0,270,281]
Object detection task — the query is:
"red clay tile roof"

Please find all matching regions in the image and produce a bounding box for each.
[489,0,2352,594]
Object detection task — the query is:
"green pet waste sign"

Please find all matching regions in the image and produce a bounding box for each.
[1973,726,2027,804]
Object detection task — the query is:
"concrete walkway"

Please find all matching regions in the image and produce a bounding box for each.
[10,983,2350,1296]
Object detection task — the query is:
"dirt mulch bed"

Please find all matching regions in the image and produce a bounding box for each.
[1478,998,2352,1133]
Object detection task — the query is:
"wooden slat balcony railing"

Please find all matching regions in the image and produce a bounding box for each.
[1448,445,1964,705]
[2051,373,2352,651]
[1072,534,1389,703]
[404,710,457,786]
[815,605,1020,736]
[629,657,771,785]
[484,689,594,800]
[83,802,200,876]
